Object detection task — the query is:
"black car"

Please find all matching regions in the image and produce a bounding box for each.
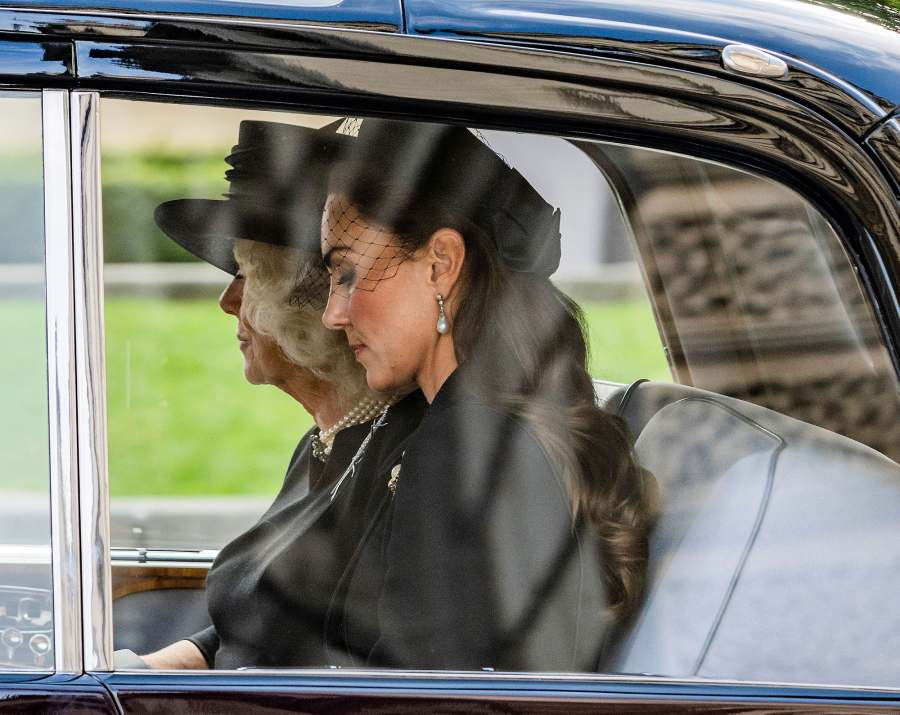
[0,0,899,711]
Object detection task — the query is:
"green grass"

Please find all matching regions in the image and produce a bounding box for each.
[0,301,50,494]
[0,296,670,497]
[104,296,669,496]
[104,298,313,497]
[583,301,671,383]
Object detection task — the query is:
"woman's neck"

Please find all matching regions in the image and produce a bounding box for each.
[417,337,459,403]
[279,370,348,431]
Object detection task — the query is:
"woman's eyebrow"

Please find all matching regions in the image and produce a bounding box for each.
[322,244,351,269]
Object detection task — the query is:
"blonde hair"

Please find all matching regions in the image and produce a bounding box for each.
[233,239,372,405]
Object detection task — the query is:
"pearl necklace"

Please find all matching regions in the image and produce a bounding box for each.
[311,396,394,462]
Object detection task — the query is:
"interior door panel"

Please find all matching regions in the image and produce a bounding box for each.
[111,562,210,655]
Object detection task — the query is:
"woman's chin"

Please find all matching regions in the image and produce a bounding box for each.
[364,366,399,395]
[364,373,390,393]
[242,361,265,386]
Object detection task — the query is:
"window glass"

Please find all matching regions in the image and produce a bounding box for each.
[587,143,900,463]
[0,92,53,671]
[101,102,668,553]
[101,101,900,690]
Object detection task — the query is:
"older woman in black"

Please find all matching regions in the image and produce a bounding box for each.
[320,120,657,671]
[118,119,425,669]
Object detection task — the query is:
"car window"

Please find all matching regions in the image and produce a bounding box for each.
[0,91,54,671]
[100,100,669,553]
[98,99,900,690]
[586,142,900,464]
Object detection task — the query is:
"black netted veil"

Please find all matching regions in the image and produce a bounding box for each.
[321,119,562,299]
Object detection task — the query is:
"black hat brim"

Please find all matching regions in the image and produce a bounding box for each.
[154,197,323,276]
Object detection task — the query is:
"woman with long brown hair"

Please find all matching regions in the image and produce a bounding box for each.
[320,119,656,671]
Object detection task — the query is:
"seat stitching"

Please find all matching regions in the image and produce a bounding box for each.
[614,378,649,417]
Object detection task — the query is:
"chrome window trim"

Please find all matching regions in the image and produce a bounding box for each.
[71,90,113,672]
[43,88,84,675]
[107,667,900,696]
[110,548,219,565]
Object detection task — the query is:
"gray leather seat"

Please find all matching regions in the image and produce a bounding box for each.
[600,380,900,687]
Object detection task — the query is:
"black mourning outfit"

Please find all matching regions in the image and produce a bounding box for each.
[189,391,425,668]
[327,370,608,672]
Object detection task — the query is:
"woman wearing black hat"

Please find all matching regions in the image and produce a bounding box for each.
[119,120,425,669]
[320,120,657,671]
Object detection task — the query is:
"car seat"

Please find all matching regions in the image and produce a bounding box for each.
[598,380,900,687]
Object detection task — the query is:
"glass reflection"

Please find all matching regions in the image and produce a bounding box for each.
[0,92,53,671]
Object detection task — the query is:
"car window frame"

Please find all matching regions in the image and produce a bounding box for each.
[0,87,66,680]
[28,13,900,706]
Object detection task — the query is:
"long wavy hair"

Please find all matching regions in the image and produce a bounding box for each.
[329,127,657,622]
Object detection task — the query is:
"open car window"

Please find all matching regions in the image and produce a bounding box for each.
[98,99,900,690]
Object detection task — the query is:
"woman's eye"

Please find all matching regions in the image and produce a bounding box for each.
[336,268,356,286]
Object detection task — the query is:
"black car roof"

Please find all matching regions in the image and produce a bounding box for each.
[4,0,899,115]
[3,0,404,30]
[405,0,900,114]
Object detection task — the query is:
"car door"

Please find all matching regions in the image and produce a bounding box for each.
[5,1,900,711]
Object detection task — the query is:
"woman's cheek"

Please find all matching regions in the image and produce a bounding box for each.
[348,291,377,333]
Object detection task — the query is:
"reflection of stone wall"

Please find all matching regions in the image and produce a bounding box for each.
[649,206,870,325]
[726,373,900,464]
[617,148,900,464]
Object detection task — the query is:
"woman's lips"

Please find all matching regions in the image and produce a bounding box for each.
[351,343,367,358]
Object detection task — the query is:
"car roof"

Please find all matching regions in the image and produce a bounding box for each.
[5,0,899,117]
[407,0,900,114]
[2,0,403,31]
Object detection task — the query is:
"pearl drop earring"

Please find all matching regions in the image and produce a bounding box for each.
[436,293,449,335]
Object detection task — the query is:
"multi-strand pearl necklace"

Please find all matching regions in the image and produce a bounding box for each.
[311,396,394,462]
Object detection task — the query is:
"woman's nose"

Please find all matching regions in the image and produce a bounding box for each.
[219,277,243,316]
[322,290,349,330]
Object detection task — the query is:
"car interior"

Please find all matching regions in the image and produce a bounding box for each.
[107,125,900,685]
[4,110,899,688]
[108,375,900,687]
[602,379,900,686]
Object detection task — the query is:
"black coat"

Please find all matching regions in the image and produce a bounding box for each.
[188,390,426,668]
[327,370,608,672]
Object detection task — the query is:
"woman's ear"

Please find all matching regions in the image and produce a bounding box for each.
[426,227,465,296]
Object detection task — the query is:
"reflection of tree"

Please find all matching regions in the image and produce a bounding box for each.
[803,0,900,31]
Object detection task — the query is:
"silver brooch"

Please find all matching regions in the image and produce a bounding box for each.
[388,459,403,497]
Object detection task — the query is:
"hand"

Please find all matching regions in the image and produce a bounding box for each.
[133,640,208,670]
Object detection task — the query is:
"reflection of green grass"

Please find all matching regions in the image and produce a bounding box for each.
[0,297,670,497]
[0,301,50,494]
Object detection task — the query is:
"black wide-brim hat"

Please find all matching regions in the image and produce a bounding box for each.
[154,118,356,275]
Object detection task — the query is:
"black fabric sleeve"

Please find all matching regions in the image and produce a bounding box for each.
[368,404,576,670]
[186,625,219,668]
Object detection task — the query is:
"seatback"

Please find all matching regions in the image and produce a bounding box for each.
[601,381,900,687]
